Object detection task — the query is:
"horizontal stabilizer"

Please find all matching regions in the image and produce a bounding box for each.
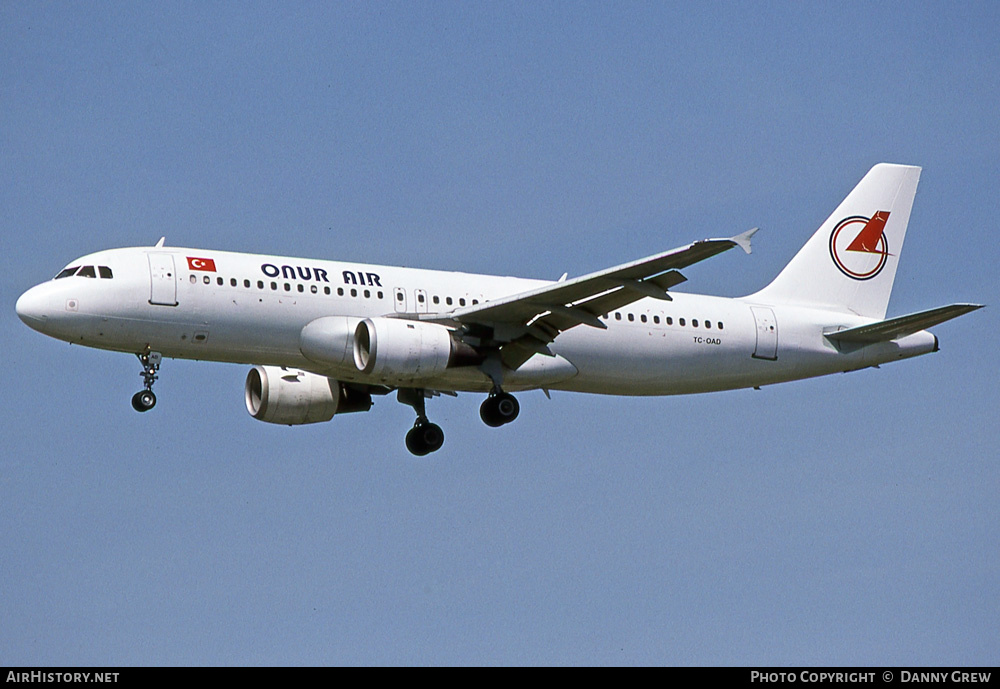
[825,303,983,344]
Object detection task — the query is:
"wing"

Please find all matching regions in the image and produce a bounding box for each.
[421,228,758,368]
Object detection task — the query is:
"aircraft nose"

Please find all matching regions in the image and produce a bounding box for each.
[15,285,50,328]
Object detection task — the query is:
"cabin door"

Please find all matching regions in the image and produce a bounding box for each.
[751,306,778,360]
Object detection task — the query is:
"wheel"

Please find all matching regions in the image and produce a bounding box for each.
[131,390,156,412]
[418,423,444,454]
[405,422,444,456]
[480,392,519,427]
[494,392,519,423]
[480,396,504,427]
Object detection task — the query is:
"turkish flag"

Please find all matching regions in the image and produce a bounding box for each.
[187,257,217,272]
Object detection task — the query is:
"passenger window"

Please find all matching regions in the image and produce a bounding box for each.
[190,275,197,284]
[217,277,224,286]
[55,267,79,279]
[297,284,304,293]
[244,279,251,288]
[640,314,647,323]
[679,318,686,326]
[472,299,479,305]
[692,319,698,327]
[351,288,357,297]
[627,313,634,322]
[396,292,403,301]
[270,282,277,290]
[705,320,711,329]
[446,297,453,306]
[459,298,466,306]
[257,280,263,289]
[418,293,425,303]
[615,312,622,320]
[377,291,383,299]
[364,289,370,298]
[433,296,440,304]
[204,276,211,284]
[284,283,291,291]
[99,266,113,279]
[666,317,673,325]
[653,315,660,324]
[718,322,724,330]
[78,266,96,278]
[311,285,317,294]
[324,287,331,295]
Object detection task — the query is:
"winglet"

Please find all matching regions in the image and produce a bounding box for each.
[731,227,758,255]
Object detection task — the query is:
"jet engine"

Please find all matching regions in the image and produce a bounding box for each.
[245,365,372,425]
[353,317,482,383]
[299,316,361,369]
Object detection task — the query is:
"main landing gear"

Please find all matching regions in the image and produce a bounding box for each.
[399,389,445,456]
[477,353,519,427]
[131,351,161,413]
[479,388,520,427]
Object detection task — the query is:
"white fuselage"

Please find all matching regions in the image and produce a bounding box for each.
[15,246,937,395]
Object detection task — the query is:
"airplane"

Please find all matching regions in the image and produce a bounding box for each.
[15,163,983,456]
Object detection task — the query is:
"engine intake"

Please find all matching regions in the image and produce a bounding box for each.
[245,365,372,425]
[353,317,482,383]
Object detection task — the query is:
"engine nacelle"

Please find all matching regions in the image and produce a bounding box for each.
[353,317,481,383]
[299,316,361,369]
[245,365,371,425]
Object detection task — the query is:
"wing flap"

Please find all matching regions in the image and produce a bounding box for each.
[825,303,983,344]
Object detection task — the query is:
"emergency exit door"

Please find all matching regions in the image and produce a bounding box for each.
[751,306,777,360]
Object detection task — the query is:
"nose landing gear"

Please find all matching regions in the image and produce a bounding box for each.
[131,351,161,412]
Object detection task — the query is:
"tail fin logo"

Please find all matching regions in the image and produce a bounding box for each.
[829,211,891,280]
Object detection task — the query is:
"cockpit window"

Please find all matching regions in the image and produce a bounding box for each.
[98,266,113,279]
[77,266,97,278]
[55,266,79,279]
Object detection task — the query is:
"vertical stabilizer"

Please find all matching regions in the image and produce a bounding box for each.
[748,164,921,319]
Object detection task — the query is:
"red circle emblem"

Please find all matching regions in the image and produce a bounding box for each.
[828,215,889,281]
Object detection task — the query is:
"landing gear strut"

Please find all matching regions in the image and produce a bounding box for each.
[399,389,445,456]
[478,352,519,427]
[131,351,161,412]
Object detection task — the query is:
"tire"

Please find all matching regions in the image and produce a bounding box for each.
[418,423,444,453]
[131,390,156,412]
[405,427,427,456]
[406,422,445,456]
[480,397,505,427]
[495,393,519,423]
[481,393,519,427]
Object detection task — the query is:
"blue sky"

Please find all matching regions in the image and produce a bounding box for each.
[2,1,997,665]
